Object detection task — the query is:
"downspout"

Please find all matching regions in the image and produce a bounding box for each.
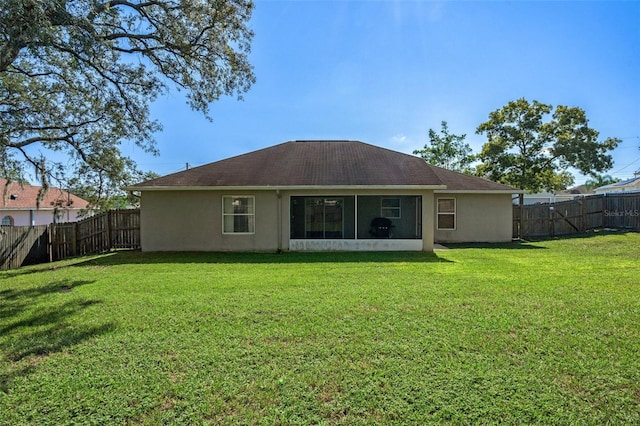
[276,189,282,252]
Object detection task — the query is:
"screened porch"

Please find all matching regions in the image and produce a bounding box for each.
[289,195,422,241]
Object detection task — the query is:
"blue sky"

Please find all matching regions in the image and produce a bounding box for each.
[141,0,640,186]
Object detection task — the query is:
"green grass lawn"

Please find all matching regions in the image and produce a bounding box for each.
[1,233,639,425]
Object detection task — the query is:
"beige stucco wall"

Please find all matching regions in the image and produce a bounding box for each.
[434,193,513,243]
[140,190,279,251]
[140,190,513,250]
[140,188,436,252]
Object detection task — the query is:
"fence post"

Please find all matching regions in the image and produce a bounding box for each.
[106,210,112,251]
[71,222,78,257]
[602,194,607,229]
[48,224,53,263]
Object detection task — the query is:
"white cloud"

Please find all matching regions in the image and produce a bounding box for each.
[387,133,419,154]
[390,133,407,144]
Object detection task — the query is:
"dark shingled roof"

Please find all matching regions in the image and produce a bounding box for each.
[428,165,516,191]
[558,184,594,195]
[131,141,517,191]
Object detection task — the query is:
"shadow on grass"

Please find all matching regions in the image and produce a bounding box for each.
[0,260,98,280]
[0,280,94,319]
[441,240,547,250]
[0,279,94,302]
[0,298,103,336]
[521,228,638,243]
[65,249,453,268]
[0,320,116,393]
[0,278,116,393]
[0,254,116,280]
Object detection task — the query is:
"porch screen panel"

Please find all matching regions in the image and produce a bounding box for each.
[304,198,328,238]
[322,199,343,238]
[290,196,355,239]
[357,196,422,239]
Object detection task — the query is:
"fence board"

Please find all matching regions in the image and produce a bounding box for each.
[110,209,141,249]
[604,193,640,229]
[514,193,640,238]
[0,209,141,270]
[53,209,141,259]
[584,195,605,230]
[549,199,583,236]
[0,225,49,270]
[51,223,76,261]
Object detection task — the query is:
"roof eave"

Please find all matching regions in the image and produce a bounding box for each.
[125,184,448,191]
[434,189,524,194]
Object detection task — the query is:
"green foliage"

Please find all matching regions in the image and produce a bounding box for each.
[1,233,639,423]
[475,98,620,192]
[584,174,621,191]
[0,0,255,205]
[69,169,159,212]
[414,121,475,173]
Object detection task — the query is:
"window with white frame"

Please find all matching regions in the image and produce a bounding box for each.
[380,198,401,219]
[222,196,255,234]
[437,198,456,230]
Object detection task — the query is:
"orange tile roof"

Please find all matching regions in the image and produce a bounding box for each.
[0,179,90,210]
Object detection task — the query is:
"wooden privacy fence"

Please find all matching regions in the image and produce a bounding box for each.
[514,193,640,238]
[51,209,141,260]
[0,209,140,270]
[0,225,49,270]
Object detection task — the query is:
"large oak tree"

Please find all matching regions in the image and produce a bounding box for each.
[475,98,620,193]
[1,0,255,208]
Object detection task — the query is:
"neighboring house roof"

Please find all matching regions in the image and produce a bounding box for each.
[0,179,90,210]
[594,177,640,193]
[559,184,594,195]
[516,185,594,205]
[131,140,518,192]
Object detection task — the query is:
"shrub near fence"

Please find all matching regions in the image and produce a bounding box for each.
[0,209,140,270]
[514,193,640,239]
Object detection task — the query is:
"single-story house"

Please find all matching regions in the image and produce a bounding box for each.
[594,177,640,195]
[128,140,520,252]
[0,179,90,226]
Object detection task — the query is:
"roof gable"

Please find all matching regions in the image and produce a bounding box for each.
[132,140,518,192]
